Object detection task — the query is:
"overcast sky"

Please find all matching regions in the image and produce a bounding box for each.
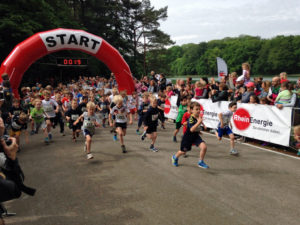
[151,0,300,45]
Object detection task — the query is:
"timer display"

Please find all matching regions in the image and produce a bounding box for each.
[56,58,88,66]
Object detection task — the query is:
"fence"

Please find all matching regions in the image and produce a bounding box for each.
[164,96,294,147]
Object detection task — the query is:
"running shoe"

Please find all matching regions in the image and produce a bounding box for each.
[121,145,127,153]
[172,155,178,167]
[297,150,300,156]
[62,132,65,136]
[102,123,106,128]
[48,133,52,140]
[173,136,177,142]
[149,145,158,152]
[86,153,94,160]
[230,149,238,155]
[198,160,209,169]
[161,125,165,129]
[141,134,146,141]
[30,130,35,135]
[136,129,140,135]
[44,137,49,144]
[113,135,118,141]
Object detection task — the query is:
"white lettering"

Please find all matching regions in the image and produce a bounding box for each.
[40,29,102,54]
[233,115,249,123]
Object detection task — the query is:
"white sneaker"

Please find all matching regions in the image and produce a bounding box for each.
[230,149,238,155]
[86,153,94,160]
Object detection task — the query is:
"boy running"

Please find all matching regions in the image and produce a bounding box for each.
[173,96,188,142]
[74,102,101,160]
[172,102,209,169]
[110,95,132,153]
[42,90,58,144]
[215,102,238,155]
[65,99,82,142]
[141,96,160,152]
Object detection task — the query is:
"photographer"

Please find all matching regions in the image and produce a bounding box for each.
[0,117,35,224]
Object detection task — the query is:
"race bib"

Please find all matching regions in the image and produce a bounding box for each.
[71,114,79,120]
[44,105,53,112]
[152,114,158,121]
[117,114,126,120]
[84,119,94,128]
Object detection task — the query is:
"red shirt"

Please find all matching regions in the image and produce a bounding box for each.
[181,112,191,134]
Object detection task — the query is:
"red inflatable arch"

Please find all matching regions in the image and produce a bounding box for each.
[0,28,135,97]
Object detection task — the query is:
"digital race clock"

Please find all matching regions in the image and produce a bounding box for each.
[56,58,88,66]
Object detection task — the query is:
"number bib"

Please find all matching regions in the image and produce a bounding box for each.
[71,114,79,121]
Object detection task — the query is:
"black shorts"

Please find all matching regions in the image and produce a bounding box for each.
[146,125,157,134]
[71,124,82,132]
[175,121,182,129]
[116,122,127,129]
[45,117,55,123]
[83,129,94,137]
[180,134,204,152]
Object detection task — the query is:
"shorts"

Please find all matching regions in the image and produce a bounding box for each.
[130,108,137,114]
[83,129,94,137]
[146,125,157,134]
[9,130,21,137]
[116,122,127,129]
[71,123,82,132]
[175,121,182,130]
[217,126,233,138]
[100,113,108,119]
[45,117,55,124]
[180,134,204,152]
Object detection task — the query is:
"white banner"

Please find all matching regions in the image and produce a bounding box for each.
[164,96,178,120]
[232,103,292,146]
[192,99,229,128]
[216,57,228,81]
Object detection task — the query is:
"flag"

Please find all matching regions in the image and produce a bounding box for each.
[216,57,228,81]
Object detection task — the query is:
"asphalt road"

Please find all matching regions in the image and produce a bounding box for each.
[3,121,300,225]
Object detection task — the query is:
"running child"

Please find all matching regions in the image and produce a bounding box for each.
[141,96,160,152]
[137,92,150,135]
[172,102,209,169]
[127,91,138,121]
[215,102,238,155]
[157,93,166,129]
[42,90,59,144]
[10,112,29,151]
[30,99,46,135]
[74,102,101,160]
[97,94,110,127]
[173,96,188,142]
[65,99,82,142]
[110,95,132,153]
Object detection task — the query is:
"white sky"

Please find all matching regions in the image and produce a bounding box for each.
[151,0,300,45]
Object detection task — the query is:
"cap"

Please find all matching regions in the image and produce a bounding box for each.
[236,75,244,82]
[245,82,255,88]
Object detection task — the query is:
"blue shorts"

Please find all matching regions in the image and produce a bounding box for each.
[180,134,204,152]
[83,129,94,137]
[217,126,233,138]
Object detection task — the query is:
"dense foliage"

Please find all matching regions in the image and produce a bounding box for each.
[1,0,299,85]
[0,0,172,84]
[147,35,300,76]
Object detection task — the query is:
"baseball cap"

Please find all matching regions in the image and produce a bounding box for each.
[245,82,255,88]
[236,75,244,82]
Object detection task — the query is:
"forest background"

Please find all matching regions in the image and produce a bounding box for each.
[0,0,300,85]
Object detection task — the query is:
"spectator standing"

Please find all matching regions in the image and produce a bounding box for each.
[241,82,255,103]
[267,76,281,105]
